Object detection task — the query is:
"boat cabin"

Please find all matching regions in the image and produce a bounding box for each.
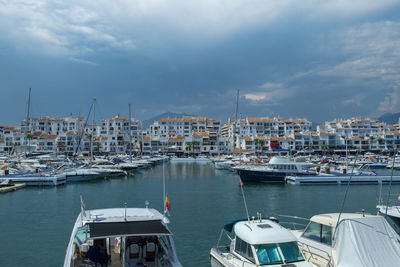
[293,213,375,267]
[267,157,315,173]
[210,218,311,267]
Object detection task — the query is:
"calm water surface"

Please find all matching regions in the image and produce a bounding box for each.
[0,162,397,266]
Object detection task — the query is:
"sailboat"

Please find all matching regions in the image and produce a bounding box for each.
[15,88,37,154]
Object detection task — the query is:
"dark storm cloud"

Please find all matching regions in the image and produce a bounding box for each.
[1,0,400,125]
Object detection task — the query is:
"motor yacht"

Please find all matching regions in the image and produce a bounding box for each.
[234,157,315,183]
[291,212,400,267]
[210,216,311,267]
[63,202,182,267]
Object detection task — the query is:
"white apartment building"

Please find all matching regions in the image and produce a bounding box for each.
[318,117,386,137]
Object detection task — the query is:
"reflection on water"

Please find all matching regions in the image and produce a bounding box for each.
[0,162,397,266]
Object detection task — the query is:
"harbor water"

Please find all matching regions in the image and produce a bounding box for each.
[0,162,397,266]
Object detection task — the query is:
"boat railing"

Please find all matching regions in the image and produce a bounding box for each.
[298,241,334,267]
[278,221,307,231]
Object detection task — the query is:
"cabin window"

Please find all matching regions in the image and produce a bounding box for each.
[254,243,283,265]
[302,222,321,242]
[234,237,255,263]
[302,222,332,246]
[321,225,332,245]
[279,242,304,263]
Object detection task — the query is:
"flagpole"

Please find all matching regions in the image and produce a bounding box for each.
[163,161,166,215]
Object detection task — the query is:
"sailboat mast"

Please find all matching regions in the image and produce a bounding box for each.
[129,103,132,161]
[90,99,96,162]
[26,88,31,146]
[232,89,239,153]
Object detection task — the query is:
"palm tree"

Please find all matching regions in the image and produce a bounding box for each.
[95,143,102,154]
[322,143,328,155]
[254,138,260,155]
[186,141,199,156]
[192,141,199,155]
[259,139,265,155]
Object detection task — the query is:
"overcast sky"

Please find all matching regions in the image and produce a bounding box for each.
[1,0,400,125]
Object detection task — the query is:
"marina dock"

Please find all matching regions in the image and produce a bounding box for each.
[286,174,400,185]
[0,183,25,193]
[0,174,67,186]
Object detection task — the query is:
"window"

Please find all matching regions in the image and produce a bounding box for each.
[302,222,321,242]
[321,225,332,245]
[302,222,332,246]
[254,243,282,265]
[235,237,255,263]
[279,242,304,263]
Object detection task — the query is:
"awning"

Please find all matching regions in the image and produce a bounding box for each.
[89,220,171,238]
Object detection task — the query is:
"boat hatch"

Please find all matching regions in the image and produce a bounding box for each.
[89,220,171,238]
[257,224,272,229]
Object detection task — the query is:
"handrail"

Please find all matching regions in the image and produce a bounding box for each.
[298,241,333,267]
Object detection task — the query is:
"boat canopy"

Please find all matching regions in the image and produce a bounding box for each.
[89,220,171,239]
[332,216,400,267]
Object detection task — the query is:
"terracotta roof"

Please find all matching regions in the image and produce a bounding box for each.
[193,131,209,137]
[4,126,16,130]
[386,131,400,135]
[293,119,307,123]
[41,134,58,140]
[319,132,336,136]
[168,136,185,141]
[247,118,277,123]
[158,116,218,123]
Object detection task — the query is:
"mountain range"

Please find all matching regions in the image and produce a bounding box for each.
[378,112,400,125]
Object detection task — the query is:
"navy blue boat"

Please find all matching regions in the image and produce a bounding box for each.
[236,157,315,183]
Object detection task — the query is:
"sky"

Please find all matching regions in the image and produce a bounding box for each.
[1,0,400,125]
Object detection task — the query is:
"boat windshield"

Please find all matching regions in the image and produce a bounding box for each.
[254,244,283,265]
[279,242,304,263]
[254,242,304,265]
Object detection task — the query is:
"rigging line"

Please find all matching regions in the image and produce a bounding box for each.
[239,179,250,222]
[384,154,396,220]
[335,152,359,236]
[74,102,93,158]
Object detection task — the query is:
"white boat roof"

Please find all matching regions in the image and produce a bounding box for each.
[234,219,297,245]
[82,208,164,223]
[310,213,376,228]
[269,156,314,166]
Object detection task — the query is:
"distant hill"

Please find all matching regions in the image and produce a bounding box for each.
[378,112,400,124]
[142,112,195,129]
